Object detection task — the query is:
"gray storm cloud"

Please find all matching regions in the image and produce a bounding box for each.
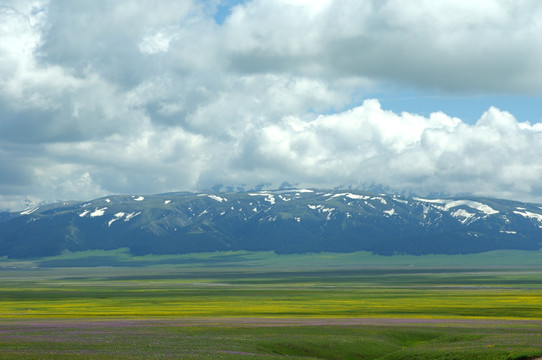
[0,0,541,210]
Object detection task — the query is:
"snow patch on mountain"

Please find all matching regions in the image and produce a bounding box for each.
[422,204,431,214]
[249,193,275,205]
[413,197,445,203]
[500,230,517,234]
[330,193,349,199]
[383,208,395,216]
[322,207,335,220]
[451,209,475,224]
[134,196,144,201]
[414,198,498,216]
[308,204,335,219]
[90,207,107,217]
[365,201,376,209]
[347,194,370,200]
[79,210,89,217]
[207,195,226,202]
[446,201,498,215]
[331,193,370,201]
[20,207,38,215]
[514,210,542,222]
[108,212,125,227]
[164,200,171,204]
[124,212,141,221]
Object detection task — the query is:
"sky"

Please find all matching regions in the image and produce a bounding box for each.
[1,0,542,210]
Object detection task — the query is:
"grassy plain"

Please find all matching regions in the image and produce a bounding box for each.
[2,249,542,359]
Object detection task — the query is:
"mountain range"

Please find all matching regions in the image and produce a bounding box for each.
[1,189,542,258]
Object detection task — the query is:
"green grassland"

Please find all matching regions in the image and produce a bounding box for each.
[2,318,542,359]
[2,249,542,359]
[5,247,542,268]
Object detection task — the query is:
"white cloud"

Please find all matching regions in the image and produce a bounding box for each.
[139,32,173,55]
[0,1,76,111]
[0,0,542,210]
[225,0,542,93]
[224,101,542,201]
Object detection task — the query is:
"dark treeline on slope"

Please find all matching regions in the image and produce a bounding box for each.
[0,190,541,258]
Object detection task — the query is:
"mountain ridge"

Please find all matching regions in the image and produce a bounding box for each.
[1,189,541,259]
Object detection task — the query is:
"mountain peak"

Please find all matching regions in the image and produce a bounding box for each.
[1,189,541,259]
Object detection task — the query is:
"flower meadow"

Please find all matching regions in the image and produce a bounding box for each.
[2,251,542,359]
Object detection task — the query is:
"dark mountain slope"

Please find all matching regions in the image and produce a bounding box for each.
[1,190,541,258]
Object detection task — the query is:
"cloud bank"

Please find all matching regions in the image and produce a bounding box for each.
[1,0,542,209]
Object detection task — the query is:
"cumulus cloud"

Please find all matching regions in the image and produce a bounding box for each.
[225,100,542,200]
[0,0,542,210]
[226,0,542,93]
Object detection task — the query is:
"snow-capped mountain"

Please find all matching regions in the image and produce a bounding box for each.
[1,189,542,258]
